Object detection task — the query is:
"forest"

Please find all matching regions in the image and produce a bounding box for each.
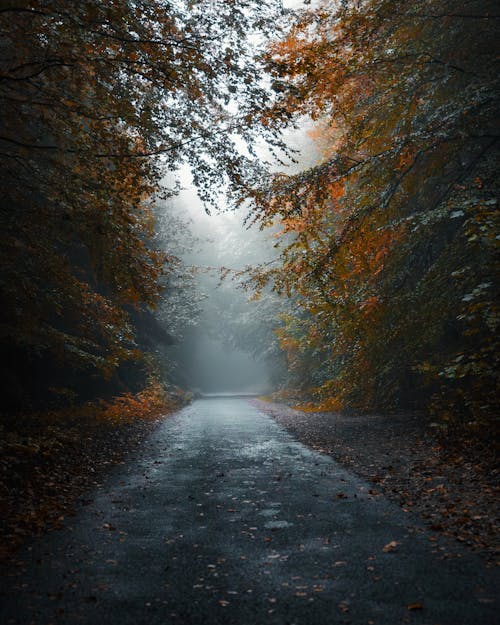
[0,0,498,592]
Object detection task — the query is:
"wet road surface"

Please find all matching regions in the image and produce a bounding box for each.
[1,398,498,624]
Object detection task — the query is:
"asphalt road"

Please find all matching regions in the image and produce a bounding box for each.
[1,398,497,625]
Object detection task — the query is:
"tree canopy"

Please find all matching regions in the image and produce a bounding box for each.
[249,0,499,427]
[1,0,498,431]
[0,0,284,407]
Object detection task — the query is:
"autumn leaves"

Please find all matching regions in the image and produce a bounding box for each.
[0,0,283,408]
[1,1,497,427]
[249,0,499,424]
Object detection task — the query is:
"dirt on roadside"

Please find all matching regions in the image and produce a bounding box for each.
[251,398,499,564]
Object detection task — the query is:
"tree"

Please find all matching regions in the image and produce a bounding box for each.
[0,0,285,408]
[249,0,499,425]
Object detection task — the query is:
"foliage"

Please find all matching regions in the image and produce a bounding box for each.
[97,379,181,424]
[250,0,499,426]
[0,0,284,408]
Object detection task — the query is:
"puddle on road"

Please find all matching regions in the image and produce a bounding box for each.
[259,508,280,517]
[238,440,281,458]
[264,520,293,529]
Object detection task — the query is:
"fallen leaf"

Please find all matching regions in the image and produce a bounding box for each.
[382,540,398,552]
[338,601,350,612]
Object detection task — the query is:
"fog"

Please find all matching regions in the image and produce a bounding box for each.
[158,178,274,395]
[158,62,320,395]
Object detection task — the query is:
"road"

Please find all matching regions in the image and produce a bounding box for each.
[0,398,497,624]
